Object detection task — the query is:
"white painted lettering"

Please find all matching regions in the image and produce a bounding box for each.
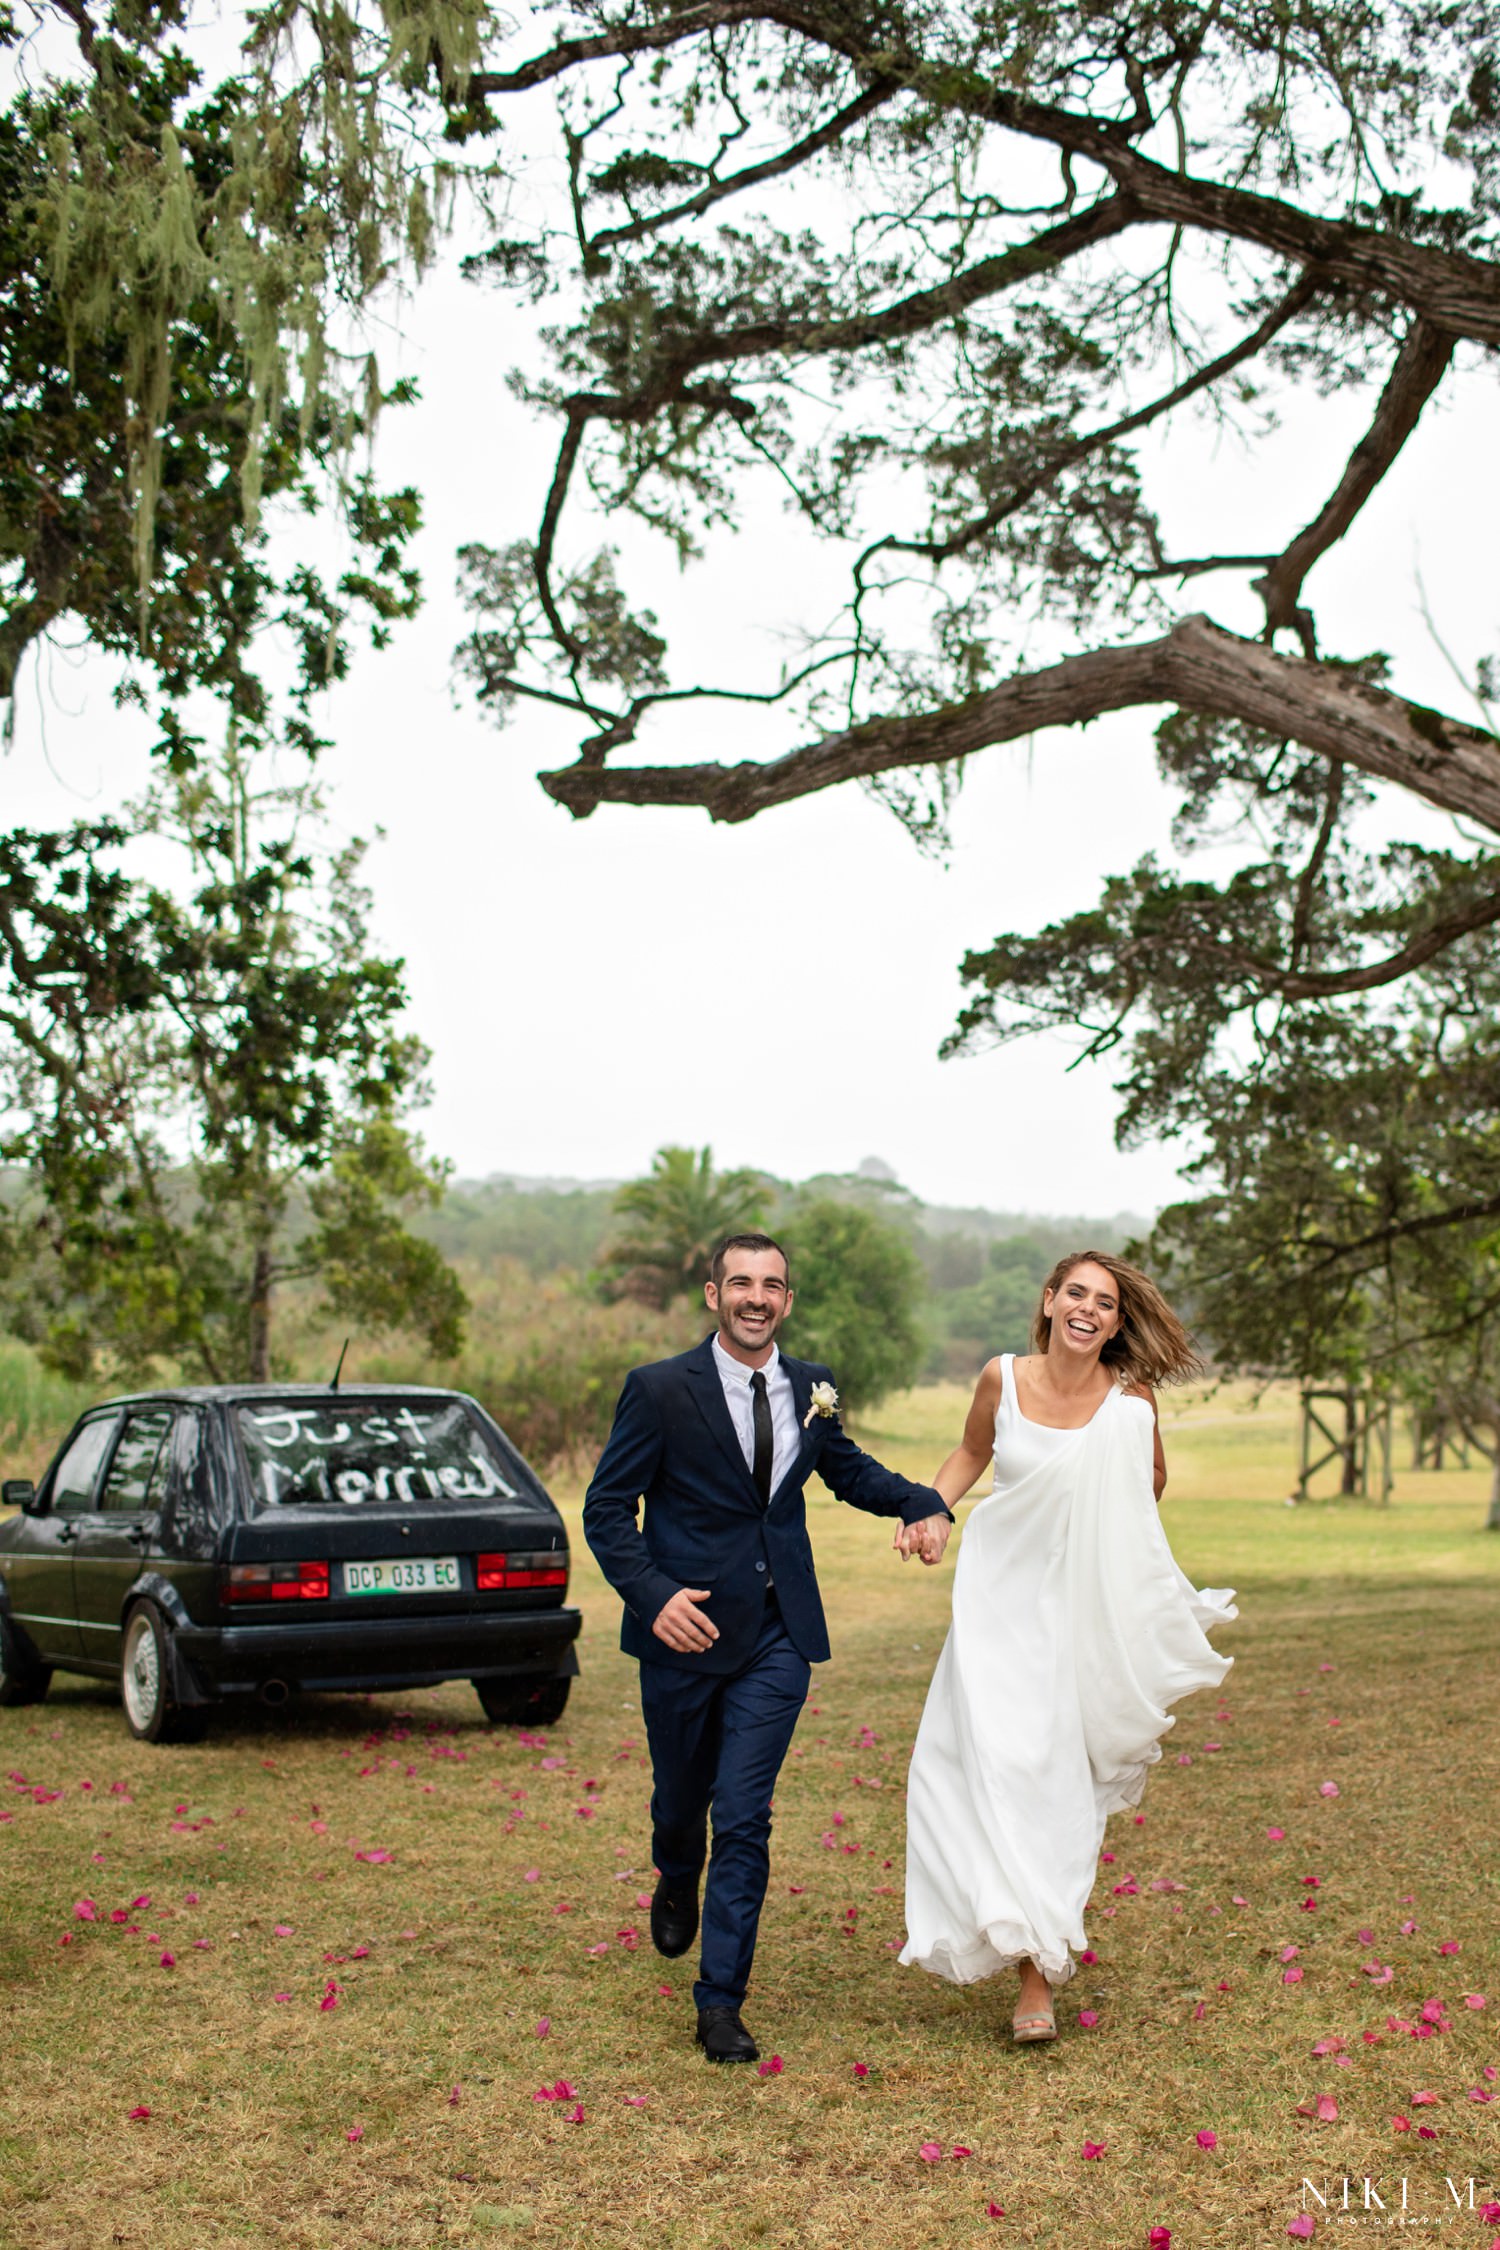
[1302,2183,1328,2209]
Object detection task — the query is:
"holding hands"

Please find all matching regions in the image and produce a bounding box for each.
[894,1514,951,1567]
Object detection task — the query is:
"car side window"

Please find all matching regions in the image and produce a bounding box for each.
[49,1420,118,1516]
[100,1411,175,1515]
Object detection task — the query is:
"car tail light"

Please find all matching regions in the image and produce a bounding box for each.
[476,1551,568,1592]
[221,1561,330,1604]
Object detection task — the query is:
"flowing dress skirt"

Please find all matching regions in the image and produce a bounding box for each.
[901,1366,1236,1987]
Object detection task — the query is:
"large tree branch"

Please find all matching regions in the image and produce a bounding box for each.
[1253,318,1458,652]
[588,77,901,253]
[470,5,1500,345]
[596,194,1140,402]
[538,613,1500,833]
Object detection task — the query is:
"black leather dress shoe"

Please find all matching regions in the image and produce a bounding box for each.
[650,1875,700,1959]
[695,2006,759,2064]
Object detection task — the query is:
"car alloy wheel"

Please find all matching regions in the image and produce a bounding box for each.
[120,1604,204,1744]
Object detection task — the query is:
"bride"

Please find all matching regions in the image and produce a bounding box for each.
[894,1251,1236,2043]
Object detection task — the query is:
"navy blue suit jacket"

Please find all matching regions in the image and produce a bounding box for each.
[583,1334,948,1673]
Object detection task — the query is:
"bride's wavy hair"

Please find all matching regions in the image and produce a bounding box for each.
[1031,1251,1202,1389]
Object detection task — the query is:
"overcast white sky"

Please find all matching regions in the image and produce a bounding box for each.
[5,161,1496,1217]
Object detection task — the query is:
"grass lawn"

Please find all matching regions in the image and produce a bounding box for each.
[2,1383,1497,2250]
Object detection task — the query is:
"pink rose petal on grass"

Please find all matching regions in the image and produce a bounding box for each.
[1318,1782,1339,1799]
[622,2094,648,2108]
[1417,2125,1438,2140]
[1287,2219,1316,2240]
[1082,2140,1107,2160]
[1478,2203,1500,2223]
[345,2125,364,2143]
[987,2204,1006,2219]
[952,2146,973,2160]
[919,2143,943,2163]
[1149,2233,1172,2250]
[159,1951,175,1969]
[758,2055,784,2078]
[127,2105,151,2122]
[1409,2090,1439,2105]
[1438,1940,1459,1955]
[1392,2115,1411,2132]
[1463,1993,1487,2009]
[1266,1827,1286,1840]
[73,1900,98,1921]
[852,2062,870,2079]
[1196,2129,1218,2149]
[563,2103,585,2123]
[1283,1968,1304,1984]
[1078,2010,1099,2029]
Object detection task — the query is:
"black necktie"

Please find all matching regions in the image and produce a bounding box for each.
[749,1370,773,1505]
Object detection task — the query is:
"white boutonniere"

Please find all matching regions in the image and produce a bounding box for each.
[802,1380,839,1428]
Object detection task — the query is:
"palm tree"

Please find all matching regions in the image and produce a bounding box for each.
[601,1146,768,1308]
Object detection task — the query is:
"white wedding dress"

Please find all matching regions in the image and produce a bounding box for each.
[900,1354,1237,1988]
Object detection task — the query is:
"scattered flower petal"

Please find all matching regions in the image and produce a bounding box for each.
[1318,1782,1339,1799]
[919,2142,943,2163]
[1196,2129,1218,2149]
[1082,2140,1107,2160]
[345,2125,364,2143]
[127,2105,150,2122]
[853,2062,870,2079]
[1287,2219,1316,2240]
[758,2056,784,2078]
[1078,2010,1099,2029]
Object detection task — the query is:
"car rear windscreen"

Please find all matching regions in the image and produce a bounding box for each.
[237,1401,521,1510]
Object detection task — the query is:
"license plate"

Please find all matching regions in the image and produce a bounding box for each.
[343,1555,460,1597]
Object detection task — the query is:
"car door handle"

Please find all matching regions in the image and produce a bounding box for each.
[55,1523,79,1544]
[126,1524,150,1546]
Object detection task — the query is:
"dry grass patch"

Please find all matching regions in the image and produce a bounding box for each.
[1,1386,1497,2249]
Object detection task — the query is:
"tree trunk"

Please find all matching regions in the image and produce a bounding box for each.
[1488,1451,1500,1532]
[248,1244,273,1384]
[1338,1390,1360,1495]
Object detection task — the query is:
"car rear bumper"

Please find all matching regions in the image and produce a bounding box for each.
[173,1604,582,1696]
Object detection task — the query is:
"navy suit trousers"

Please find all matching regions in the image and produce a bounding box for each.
[637,1596,811,2013]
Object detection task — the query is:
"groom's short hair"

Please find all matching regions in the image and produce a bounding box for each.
[710,1232,790,1288]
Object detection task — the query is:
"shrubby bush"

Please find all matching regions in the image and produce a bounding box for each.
[346,1260,700,1472]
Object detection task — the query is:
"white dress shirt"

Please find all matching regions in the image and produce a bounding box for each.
[712,1334,800,1499]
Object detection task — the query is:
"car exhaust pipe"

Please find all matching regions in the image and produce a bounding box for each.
[257,1678,291,1708]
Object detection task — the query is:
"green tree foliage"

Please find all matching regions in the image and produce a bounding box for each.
[781,1195,925,1412]
[0,734,464,1382]
[415,1178,619,1276]
[357,1258,696,1469]
[942,719,1500,1517]
[600,1144,766,1308]
[0,0,482,720]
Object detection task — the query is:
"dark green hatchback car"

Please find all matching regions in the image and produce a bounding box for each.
[0,1385,581,1741]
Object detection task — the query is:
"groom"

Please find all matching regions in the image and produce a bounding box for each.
[583,1232,951,2062]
